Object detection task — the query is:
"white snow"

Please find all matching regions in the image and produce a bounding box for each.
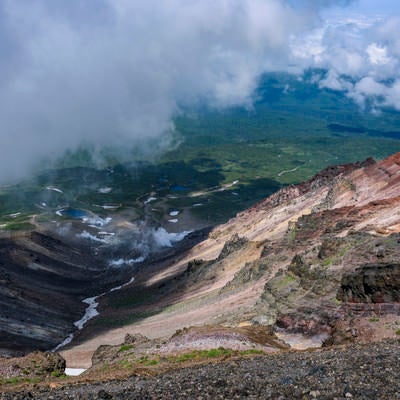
[74,296,100,330]
[82,216,112,227]
[144,196,157,205]
[46,186,63,193]
[53,277,135,351]
[65,368,87,376]
[109,277,135,292]
[168,219,178,223]
[109,257,145,267]
[101,204,120,210]
[98,187,112,194]
[53,333,74,352]
[169,210,180,216]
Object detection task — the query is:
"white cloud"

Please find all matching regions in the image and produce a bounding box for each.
[367,43,391,65]
[0,0,330,182]
[292,13,400,111]
[0,0,399,182]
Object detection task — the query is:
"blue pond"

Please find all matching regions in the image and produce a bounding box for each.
[171,185,190,192]
[61,208,88,219]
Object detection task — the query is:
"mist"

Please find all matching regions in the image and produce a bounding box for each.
[2,0,398,183]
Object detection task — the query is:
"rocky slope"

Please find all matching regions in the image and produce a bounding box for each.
[2,339,400,399]
[60,153,400,367]
[2,152,400,397]
[0,229,132,356]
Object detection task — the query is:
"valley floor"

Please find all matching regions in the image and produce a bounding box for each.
[2,339,400,399]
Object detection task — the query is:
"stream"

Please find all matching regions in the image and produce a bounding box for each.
[53,277,135,352]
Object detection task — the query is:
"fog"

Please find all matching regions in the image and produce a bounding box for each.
[1,0,398,182]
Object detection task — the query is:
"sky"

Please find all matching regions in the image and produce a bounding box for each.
[328,0,399,16]
[0,0,399,182]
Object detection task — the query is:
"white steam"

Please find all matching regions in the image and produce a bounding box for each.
[109,227,192,266]
[152,227,192,247]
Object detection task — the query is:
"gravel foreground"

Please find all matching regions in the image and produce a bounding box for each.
[2,339,400,399]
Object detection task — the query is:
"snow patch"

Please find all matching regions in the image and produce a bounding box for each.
[109,257,145,267]
[168,219,178,223]
[98,231,115,236]
[46,186,63,193]
[8,212,21,218]
[53,334,74,352]
[54,277,135,351]
[109,277,135,292]
[100,204,120,210]
[82,216,112,227]
[74,296,100,330]
[169,210,179,216]
[98,187,112,194]
[144,196,157,205]
[65,368,87,376]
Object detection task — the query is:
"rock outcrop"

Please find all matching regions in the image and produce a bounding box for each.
[338,263,400,303]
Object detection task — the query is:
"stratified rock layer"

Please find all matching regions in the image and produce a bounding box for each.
[0,231,128,355]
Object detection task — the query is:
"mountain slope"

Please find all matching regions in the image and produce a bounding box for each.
[61,152,400,368]
[0,230,130,356]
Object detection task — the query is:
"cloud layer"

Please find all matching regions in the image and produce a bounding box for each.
[294,13,400,111]
[0,0,398,182]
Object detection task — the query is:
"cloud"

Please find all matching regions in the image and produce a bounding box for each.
[2,0,398,183]
[294,14,400,111]
[0,0,352,182]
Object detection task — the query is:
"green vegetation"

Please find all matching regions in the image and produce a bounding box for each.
[114,347,265,372]
[142,358,158,366]
[239,349,264,356]
[369,317,380,322]
[51,371,66,378]
[119,359,132,369]
[332,298,342,305]
[396,329,400,336]
[2,222,35,231]
[1,72,400,227]
[118,344,134,353]
[323,258,332,267]
[169,347,264,363]
[275,274,296,287]
[172,348,230,362]
[0,376,41,385]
